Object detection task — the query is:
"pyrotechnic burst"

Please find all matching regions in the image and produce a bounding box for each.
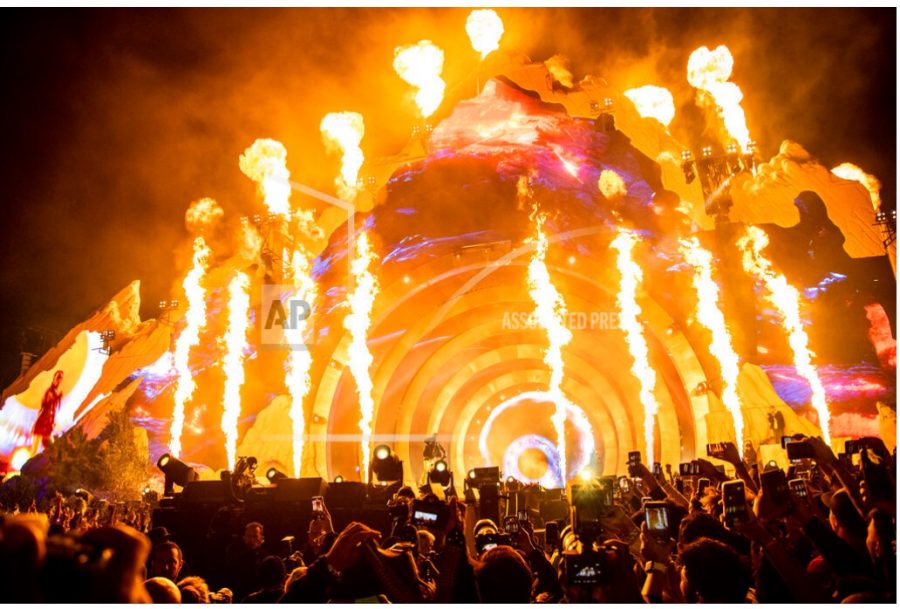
[687,45,752,152]
[344,231,380,481]
[169,236,211,457]
[221,271,250,471]
[285,246,318,478]
[598,169,627,200]
[544,54,574,88]
[393,41,446,119]
[624,85,676,127]
[239,138,292,216]
[831,163,882,210]
[738,226,831,444]
[465,9,504,59]
[526,210,573,486]
[321,112,365,202]
[611,229,660,460]
[680,237,745,453]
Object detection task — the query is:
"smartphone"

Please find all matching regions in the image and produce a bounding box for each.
[697,478,711,496]
[722,480,748,527]
[566,552,609,585]
[517,509,528,522]
[628,451,642,466]
[644,501,670,539]
[679,462,690,476]
[504,515,520,534]
[652,462,662,477]
[706,443,726,459]
[760,469,792,507]
[411,499,446,528]
[788,479,808,501]
[674,477,684,494]
[785,440,815,461]
[544,521,560,551]
[311,496,325,517]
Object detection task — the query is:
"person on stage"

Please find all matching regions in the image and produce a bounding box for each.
[32,369,63,450]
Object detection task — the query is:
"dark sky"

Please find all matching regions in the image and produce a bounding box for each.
[0,8,895,385]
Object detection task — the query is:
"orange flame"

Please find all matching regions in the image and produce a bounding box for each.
[320,112,365,202]
[687,45,751,152]
[544,54,574,88]
[221,271,250,471]
[11,446,31,471]
[466,9,504,59]
[344,231,380,481]
[527,210,573,485]
[831,163,882,210]
[680,237,745,453]
[285,246,318,478]
[624,85,676,127]
[738,226,831,444]
[169,236,211,457]
[598,169,627,199]
[185,197,224,233]
[393,41,446,119]
[239,138,292,216]
[611,229,659,460]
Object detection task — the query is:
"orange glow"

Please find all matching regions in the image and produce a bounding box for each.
[597,169,627,199]
[549,144,580,179]
[738,226,831,444]
[239,138,292,216]
[466,9,504,59]
[680,237,745,453]
[11,446,31,471]
[611,228,659,460]
[320,111,365,202]
[544,54,574,88]
[624,85,676,127]
[221,271,250,471]
[169,236,211,457]
[831,163,882,210]
[527,210,573,483]
[344,231,380,481]
[393,40,446,119]
[687,45,751,152]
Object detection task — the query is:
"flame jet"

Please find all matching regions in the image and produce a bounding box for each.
[239,139,292,216]
[624,85,676,127]
[611,229,660,460]
[344,231,380,482]
[221,271,250,471]
[320,112,365,202]
[169,236,212,457]
[284,242,318,478]
[466,9,504,59]
[680,237,745,454]
[687,45,752,152]
[738,226,831,444]
[393,41,446,119]
[526,209,573,486]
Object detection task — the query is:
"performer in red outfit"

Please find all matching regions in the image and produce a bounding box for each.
[32,370,64,449]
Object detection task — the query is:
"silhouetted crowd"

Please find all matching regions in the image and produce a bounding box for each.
[0,435,895,603]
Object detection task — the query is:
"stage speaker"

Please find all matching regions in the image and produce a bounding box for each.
[272,478,327,502]
[180,480,227,504]
[325,481,367,509]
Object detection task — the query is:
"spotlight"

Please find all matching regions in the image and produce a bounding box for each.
[157,453,199,496]
[371,445,403,483]
[681,150,693,162]
[266,467,288,483]
[506,475,515,484]
[726,143,738,155]
[603,97,613,109]
[701,146,713,158]
[334,475,344,484]
[579,469,594,482]
[428,459,451,486]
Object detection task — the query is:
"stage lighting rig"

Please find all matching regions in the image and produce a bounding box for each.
[266,467,289,483]
[874,208,896,247]
[681,142,758,216]
[427,459,452,487]
[371,445,403,483]
[157,453,199,496]
[95,330,115,356]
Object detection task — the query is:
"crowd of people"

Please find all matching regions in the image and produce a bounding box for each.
[0,434,895,603]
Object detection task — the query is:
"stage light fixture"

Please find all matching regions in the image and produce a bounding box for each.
[371,445,403,483]
[427,459,451,486]
[157,453,199,496]
[726,143,738,155]
[334,475,344,484]
[266,467,288,483]
[579,469,594,482]
[603,97,613,109]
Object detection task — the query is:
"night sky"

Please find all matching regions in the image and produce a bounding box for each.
[0,8,895,385]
